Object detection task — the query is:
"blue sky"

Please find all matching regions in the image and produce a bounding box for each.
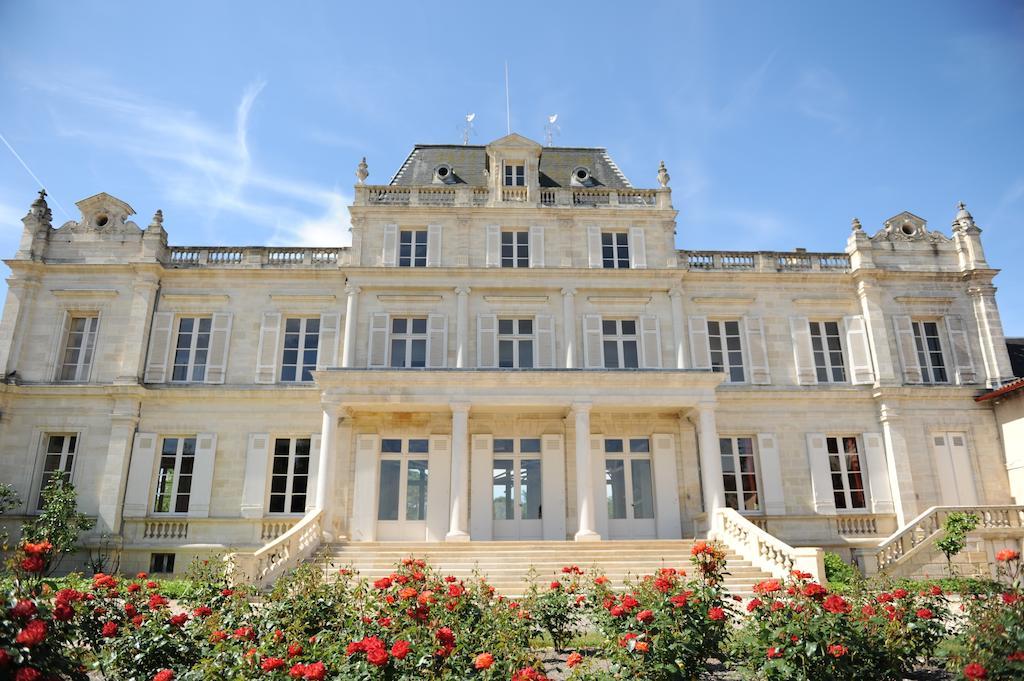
[1,1,1022,333]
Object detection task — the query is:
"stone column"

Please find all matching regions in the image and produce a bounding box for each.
[97,398,140,534]
[669,286,686,369]
[878,402,918,527]
[573,402,600,541]
[446,402,471,541]
[317,400,341,540]
[562,288,577,369]
[695,404,726,532]
[0,276,39,376]
[115,276,160,384]
[341,285,360,368]
[455,287,470,368]
[968,283,1016,387]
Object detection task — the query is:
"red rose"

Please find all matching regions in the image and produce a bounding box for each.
[893,588,909,599]
[287,643,303,658]
[930,585,943,596]
[636,609,654,624]
[963,662,987,680]
[11,599,37,619]
[15,619,47,647]
[790,570,812,580]
[996,549,1020,562]
[127,584,141,593]
[19,556,45,573]
[148,594,169,610]
[102,621,119,638]
[474,652,494,670]
[136,571,149,579]
[822,595,851,614]
[550,581,562,590]
[367,648,389,667]
[708,607,725,621]
[567,651,583,668]
[211,630,227,643]
[747,598,762,612]
[262,657,286,671]
[595,575,609,585]
[53,603,74,621]
[861,605,876,616]
[132,614,145,627]
[170,613,189,627]
[754,579,782,594]
[915,608,933,620]
[1002,592,1020,605]
[610,605,625,617]
[374,577,393,589]
[390,640,411,659]
[22,540,52,556]
[15,668,43,681]
[234,626,256,640]
[193,606,212,618]
[801,583,827,599]
[670,593,690,608]
[302,661,326,680]
[220,588,235,597]
[828,644,847,658]
[153,671,175,681]
[436,627,455,647]
[766,646,783,659]
[289,664,306,678]
[146,580,159,589]
[1006,651,1024,662]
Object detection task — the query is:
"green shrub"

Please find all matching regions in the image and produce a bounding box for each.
[823,552,858,586]
[934,511,979,576]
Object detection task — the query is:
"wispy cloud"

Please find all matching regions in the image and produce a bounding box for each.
[25,71,352,246]
[794,67,850,133]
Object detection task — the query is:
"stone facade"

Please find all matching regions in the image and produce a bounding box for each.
[0,133,1017,575]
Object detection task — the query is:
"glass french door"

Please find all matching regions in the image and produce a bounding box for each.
[492,438,543,540]
[604,438,656,538]
[376,438,429,541]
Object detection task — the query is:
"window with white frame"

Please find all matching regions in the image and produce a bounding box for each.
[501,231,529,268]
[58,315,99,382]
[602,319,639,369]
[171,317,211,382]
[503,162,525,186]
[153,436,196,514]
[604,438,655,520]
[825,435,867,510]
[268,437,311,514]
[912,320,948,384]
[707,320,745,382]
[492,437,542,521]
[377,438,429,521]
[399,230,428,267]
[601,232,630,269]
[498,318,534,368]
[719,436,760,513]
[809,321,847,383]
[280,318,319,382]
[36,434,77,510]
[389,317,428,368]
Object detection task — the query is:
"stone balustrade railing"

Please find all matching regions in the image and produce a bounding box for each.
[167,247,344,268]
[123,517,299,547]
[355,185,669,209]
[713,507,827,583]
[683,250,851,273]
[227,509,323,589]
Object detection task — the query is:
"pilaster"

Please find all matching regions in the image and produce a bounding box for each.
[454,287,470,368]
[669,285,687,369]
[115,274,160,384]
[0,275,40,377]
[877,400,918,527]
[97,398,141,534]
[856,278,899,387]
[446,402,471,541]
[561,288,577,369]
[341,285,361,368]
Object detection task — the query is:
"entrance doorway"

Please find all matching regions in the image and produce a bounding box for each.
[932,432,978,505]
[604,437,656,539]
[492,437,543,540]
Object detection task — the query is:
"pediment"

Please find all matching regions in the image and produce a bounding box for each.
[56,192,141,234]
[486,133,542,151]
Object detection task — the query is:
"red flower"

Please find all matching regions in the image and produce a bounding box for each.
[302,661,326,680]
[132,614,145,627]
[594,575,609,585]
[148,594,169,610]
[822,595,851,614]
[893,588,909,599]
[636,609,654,624]
[234,626,256,640]
[861,605,877,616]
[15,619,47,647]
[669,593,689,608]
[11,599,38,619]
[766,646,783,659]
[876,592,894,603]
[374,577,393,589]
[1006,651,1024,662]
[930,585,943,596]
[193,606,212,618]
[708,607,726,621]
[747,598,762,612]
[391,640,411,659]
[15,669,43,681]
[1001,592,1020,605]
[963,662,987,680]
[287,643,303,658]
[170,613,189,627]
[828,644,848,658]
[753,579,782,594]
[550,580,562,590]
[146,580,159,589]
[996,549,1020,562]
[53,603,74,621]
[127,584,141,593]
[262,658,286,672]
[153,671,175,681]
[436,627,455,647]
[566,652,583,668]
[289,664,306,679]
[790,570,812,580]
[474,652,495,670]
[102,621,119,638]
[210,630,227,643]
[221,588,235,597]
[367,648,389,667]
[801,583,827,599]
[915,608,934,620]
[511,668,549,681]
[19,556,45,573]
[22,540,53,556]
[610,605,625,617]
[136,571,149,579]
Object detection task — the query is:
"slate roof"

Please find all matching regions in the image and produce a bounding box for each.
[389,145,632,188]
[1008,338,1024,378]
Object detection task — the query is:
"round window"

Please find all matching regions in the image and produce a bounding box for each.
[575,168,589,180]
[437,166,449,178]
[901,223,915,236]
[96,215,109,227]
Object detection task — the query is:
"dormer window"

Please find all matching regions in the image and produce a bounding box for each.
[571,167,592,186]
[433,164,455,184]
[503,162,525,187]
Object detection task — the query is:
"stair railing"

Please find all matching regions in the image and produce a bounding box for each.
[226,508,323,589]
[712,507,826,583]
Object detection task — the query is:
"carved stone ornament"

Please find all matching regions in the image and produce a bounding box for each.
[871,211,949,243]
[55,192,141,234]
[356,157,369,185]
[657,161,670,188]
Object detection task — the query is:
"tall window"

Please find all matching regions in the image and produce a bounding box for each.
[826,436,867,510]
[58,315,99,382]
[492,438,542,521]
[601,232,630,269]
[281,318,319,382]
[378,438,429,521]
[399,230,427,267]
[912,321,948,384]
[389,318,428,368]
[604,438,654,521]
[171,317,211,382]
[720,436,759,513]
[501,231,529,268]
[810,321,846,383]
[602,319,639,369]
[498,318,534,368]
[36,434,77,510]
[503,162,525,186]
[268,437,311,514]
[708,320,745,382]
[153,437,196,514]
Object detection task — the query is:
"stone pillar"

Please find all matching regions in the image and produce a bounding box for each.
[341,285,360,368]
[97,398,140,534]
[446,402,471,541]
[115,276,160,384]
[669,286,686,369]
[317,401,341,539]
[878,401,918,527]
[0,276,39,377]
[455,287,470,368]
[856,279,899,387]
[573,402,600,541]
[695,404,726,532]
[968,283,1015,387]
[562,288,577,369]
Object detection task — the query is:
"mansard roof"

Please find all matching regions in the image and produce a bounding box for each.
[389,143,632,188]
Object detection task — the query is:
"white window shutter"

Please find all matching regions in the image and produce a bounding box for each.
[426,314,448,368]
[861,432,894,514]
[947,433,979,505]
[204,312,233,384]
[843,315,875,385]
[316,312,341,370]
[757,434,786,515]
[640,314,662,368]
[789,316,817,385]
[485,224,501,267]
[351,434,380,541]
[582,314,604,368]
[541,434,566,540]
[587,226,602,268]
[629,227,647,269]
[51,311,72,381]
[529,225,544,267]
[743,316,770,384]
[688,316,711,369]
[123,433,158,517]
[240,433,270,518]
[255,312,282,384]
[892,315,923,383]
[367,313,389,368]
[806,433,837,515]
[306,433,322,512]
[426,223,442,267]
[144,312,174,383]
[535,314,556,368]
[651,433,681,539]
[382,224,398,266]
[943,315,977,384]
[477,314,498,368]
[470,434,494,540]
[425,435,451,541]
[188,433,217,518]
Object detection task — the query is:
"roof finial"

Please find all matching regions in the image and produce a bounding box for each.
[657,161,670,188]
[29,188,52,224]
[150,209,164,228]
[851,217,862,232]
[356,157,369,185]
[953,200,975,231]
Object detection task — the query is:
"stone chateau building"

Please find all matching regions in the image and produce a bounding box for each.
[0,133,1020,579]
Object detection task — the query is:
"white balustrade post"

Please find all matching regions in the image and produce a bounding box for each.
[317,401,341,540]
[573,402,600,541]
[669,286,686,369]
[446,403,471,541]
[455,287,470,368]
[562,288,577,369]
[341,285,361,368]
[695,405,726,533]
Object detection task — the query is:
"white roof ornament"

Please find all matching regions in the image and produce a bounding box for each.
[150,209,164,229]
[356,157,369,185]
[462,114,476,145]
[953,200,977,232]
[851,217,862,232]
[544,114,560,146]
[657,161,670,188]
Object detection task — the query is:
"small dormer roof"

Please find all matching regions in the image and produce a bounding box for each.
[485,133,543,152]
[75,192,135,218]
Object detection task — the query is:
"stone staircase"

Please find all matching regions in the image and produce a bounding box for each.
[314,540,773,597]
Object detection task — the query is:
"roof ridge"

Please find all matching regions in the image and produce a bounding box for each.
[601,150,632,188]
